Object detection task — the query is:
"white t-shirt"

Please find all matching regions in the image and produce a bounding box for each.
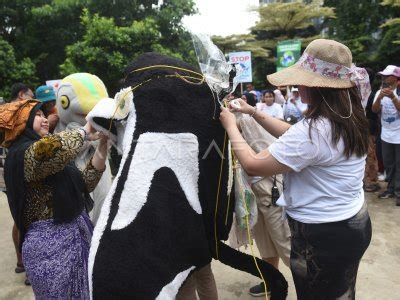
[373,89,400,144]
[258,103,284,119]
[283,97,308,120]
[269,118,365,224]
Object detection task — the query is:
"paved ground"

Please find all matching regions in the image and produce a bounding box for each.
[0,190,399,299]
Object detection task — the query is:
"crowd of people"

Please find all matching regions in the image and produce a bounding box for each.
[239,63,400,208]
[0,37,399,299]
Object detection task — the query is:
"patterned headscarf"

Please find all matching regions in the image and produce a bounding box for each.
[0,99,40,147]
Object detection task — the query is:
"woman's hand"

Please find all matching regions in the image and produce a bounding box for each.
[228,98,255,115]
[92,133,109,171]
[219,106,237,131]
[83,122,101,141]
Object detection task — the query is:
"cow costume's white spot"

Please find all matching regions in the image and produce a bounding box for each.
[155,266,195,300]
[112,132,201,230]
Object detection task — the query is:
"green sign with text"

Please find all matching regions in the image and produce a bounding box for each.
[276,40,301,71]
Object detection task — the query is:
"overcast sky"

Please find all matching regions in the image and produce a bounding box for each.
[182,0,259,37]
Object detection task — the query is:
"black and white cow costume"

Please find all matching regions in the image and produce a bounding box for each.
[87,53,287,299]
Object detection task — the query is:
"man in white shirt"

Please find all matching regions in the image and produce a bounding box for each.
[282,87,308,123]
[371,65,400,206]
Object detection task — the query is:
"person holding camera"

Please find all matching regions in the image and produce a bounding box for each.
[371,65,400,205]
[220,39,372,299]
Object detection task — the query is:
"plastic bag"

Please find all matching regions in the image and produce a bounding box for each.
[234,164,257,230]
[190,32,242,99]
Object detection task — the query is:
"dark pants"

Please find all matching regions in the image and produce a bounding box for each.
[376,133,385,173]
[382,140,400,197]
[288,204,372,300]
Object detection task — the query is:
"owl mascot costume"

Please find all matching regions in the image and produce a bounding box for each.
[55,73,113,224]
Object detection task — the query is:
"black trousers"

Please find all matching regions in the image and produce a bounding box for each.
[382,140,400,197]
[288,203,372,300]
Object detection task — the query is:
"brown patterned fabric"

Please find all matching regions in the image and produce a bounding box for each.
[0,99,39,148]
[23,129,103,229]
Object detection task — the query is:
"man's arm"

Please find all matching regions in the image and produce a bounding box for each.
[371,90,382,113]
[390,93,400,110]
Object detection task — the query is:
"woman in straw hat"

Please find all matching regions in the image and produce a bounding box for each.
[220,39,372,299]
[0,99,108,299]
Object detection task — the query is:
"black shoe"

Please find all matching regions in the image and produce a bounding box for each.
[396,197,400,206]
[24,277,31,286]
[249,282,270,297]
[364,183,380,192]
[15,263,25,274]
[378,190,395,199]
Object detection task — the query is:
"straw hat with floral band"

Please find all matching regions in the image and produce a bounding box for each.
[267,39,371,117]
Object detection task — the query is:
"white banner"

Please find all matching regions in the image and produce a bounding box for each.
[45,79,62,93]
[228,51,252,83]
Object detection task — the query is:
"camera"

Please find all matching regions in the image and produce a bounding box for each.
[271,185,280,206]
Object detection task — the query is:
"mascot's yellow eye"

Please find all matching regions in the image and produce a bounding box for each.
[60,95,70,109]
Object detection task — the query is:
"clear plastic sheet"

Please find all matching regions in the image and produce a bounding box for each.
[191,32,242,99]
[234,164,257,230]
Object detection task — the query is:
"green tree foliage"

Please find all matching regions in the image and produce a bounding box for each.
[61,10,182,94]
[252,0,334,38]
[381,0,400,44]
[213,34,269,58]
[213,1,334,88]
[0,0,196,95]
[251,0,335,87]
[324,0,400,70]
[0,37,37,98]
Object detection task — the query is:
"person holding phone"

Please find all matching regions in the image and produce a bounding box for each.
[372,65,400,205]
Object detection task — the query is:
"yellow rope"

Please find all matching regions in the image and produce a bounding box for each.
[214,130,227,260]
[172,73,205,85]
[224,149,233,226]
[107,78,152,132]
[242,184,268,300]
[231,149,268,300]
[129,64,204,78]
[107,71,204,133]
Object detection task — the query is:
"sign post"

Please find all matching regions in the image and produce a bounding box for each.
[276,40,301,71]
[228,51,252,84]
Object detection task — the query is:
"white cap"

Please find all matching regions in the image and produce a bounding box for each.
[249,90,258,96]
[378,65,400,77]
[291,87,299,92]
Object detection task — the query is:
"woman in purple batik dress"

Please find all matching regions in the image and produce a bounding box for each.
[1,99,108,299]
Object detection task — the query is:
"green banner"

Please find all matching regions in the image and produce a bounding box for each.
[276,40,301,71]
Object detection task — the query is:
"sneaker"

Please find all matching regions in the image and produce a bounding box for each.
[364,183,380,192]
[378,190,395,199]
[378,173,386,182]
[249,282,271,297]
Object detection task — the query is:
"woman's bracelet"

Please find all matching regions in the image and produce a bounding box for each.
[78,127,88,141]
[250,106,257,117]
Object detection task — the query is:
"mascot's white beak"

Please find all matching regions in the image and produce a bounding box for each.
[86,96,132,154]
[86,98,118,139]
